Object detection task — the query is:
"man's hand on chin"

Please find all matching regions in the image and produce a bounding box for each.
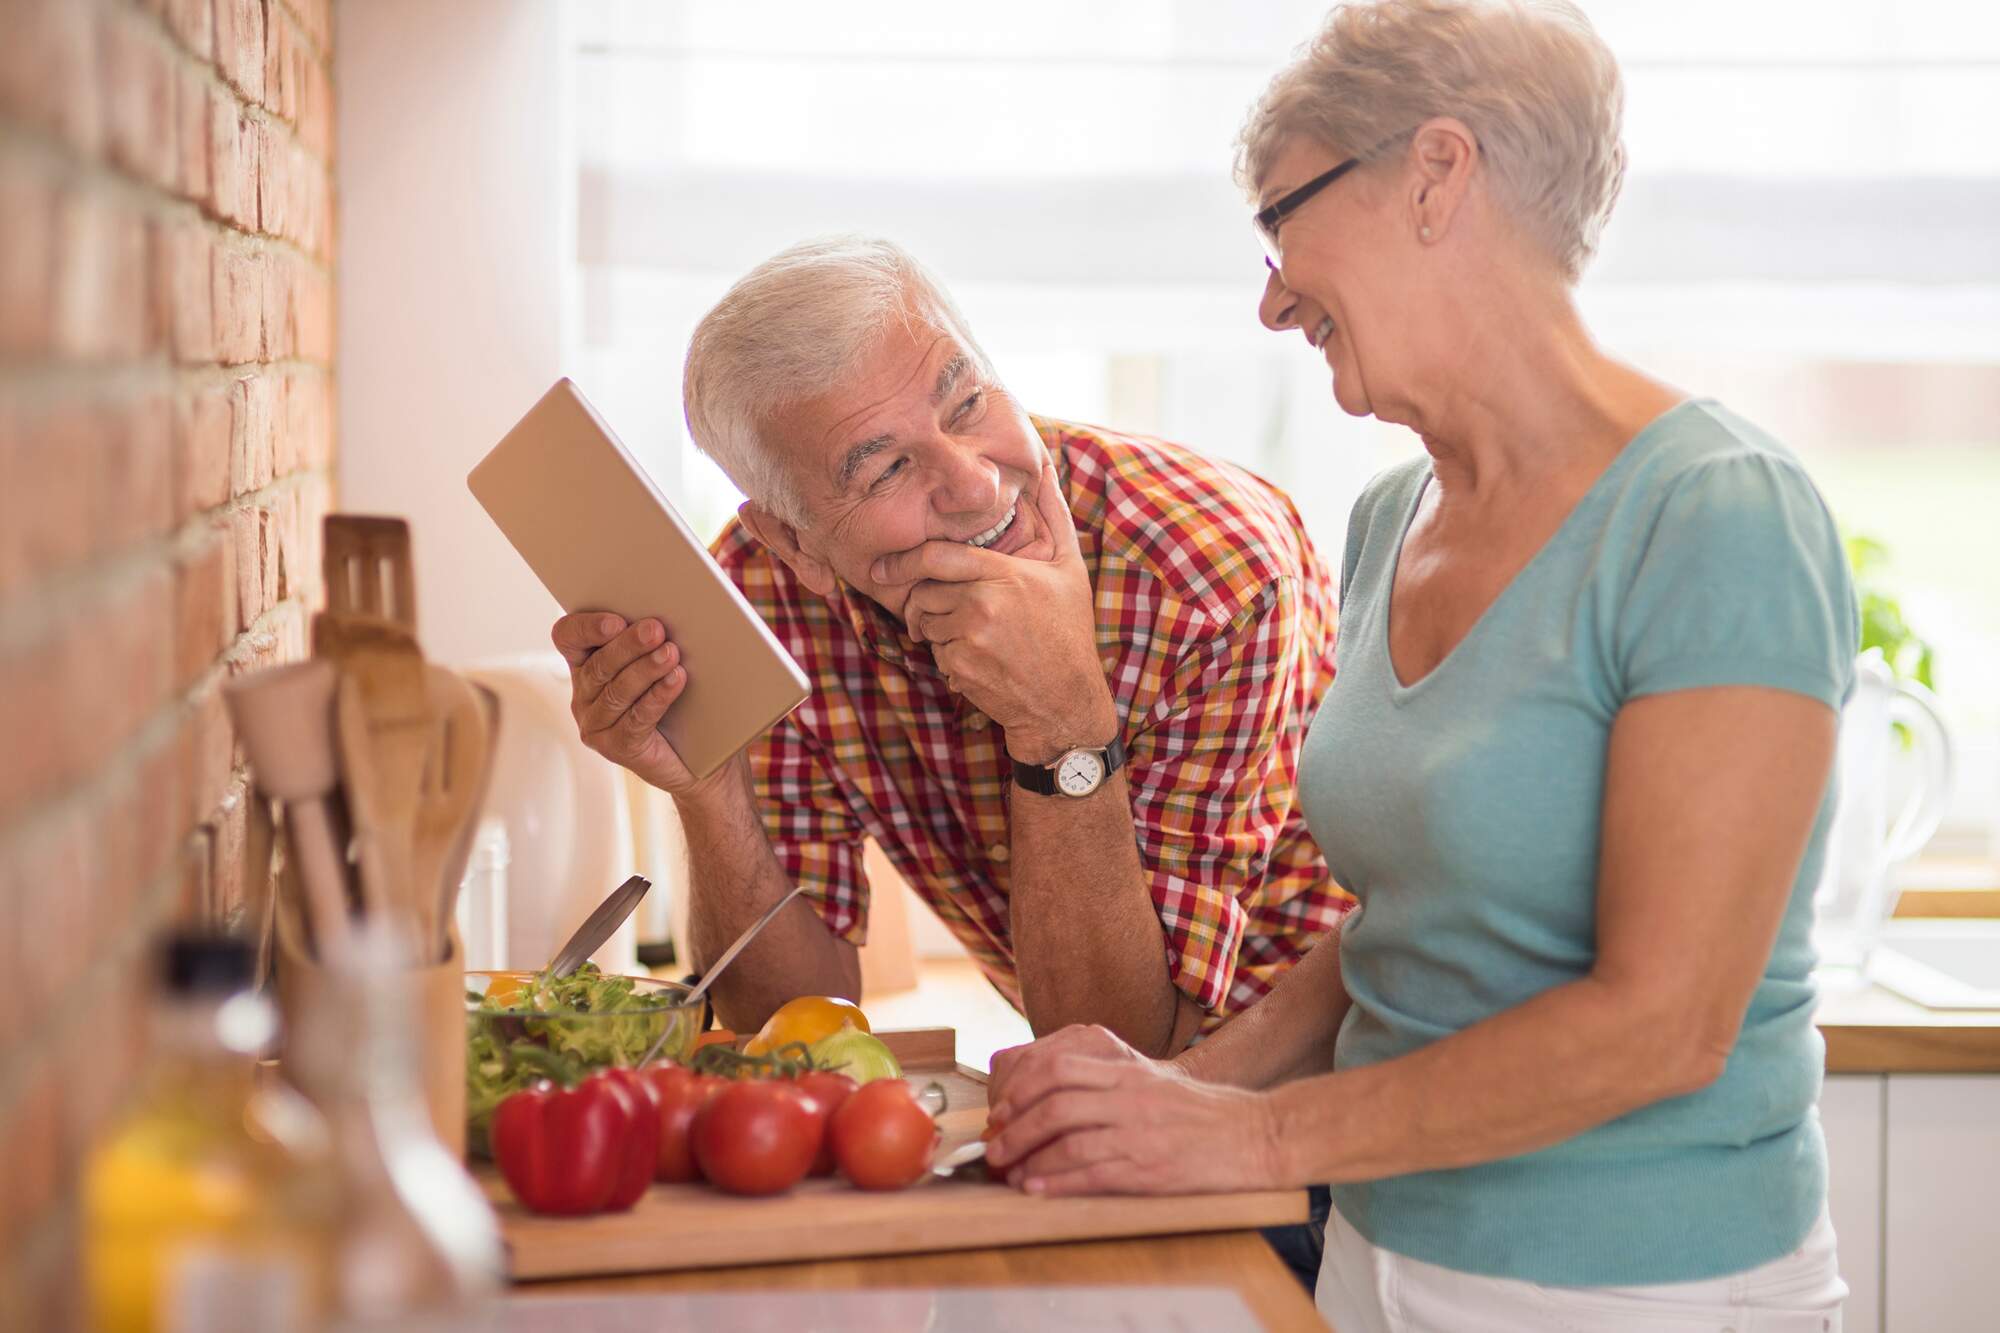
[871,459,1117,764]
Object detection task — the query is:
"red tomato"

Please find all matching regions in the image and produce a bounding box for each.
[643,1063,725,1184]
[691,1080,818,1196]
[830,1079,937,1191]
[790,1070,858,1177]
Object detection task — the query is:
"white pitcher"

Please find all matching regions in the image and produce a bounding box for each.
[1812,649,1954,977]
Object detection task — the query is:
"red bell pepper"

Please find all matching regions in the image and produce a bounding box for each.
[595,1067,661,1210]
[491,1068,655,1216]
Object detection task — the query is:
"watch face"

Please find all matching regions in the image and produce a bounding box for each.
[1055,749,1106,797]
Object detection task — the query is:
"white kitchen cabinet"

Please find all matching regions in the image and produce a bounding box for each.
[1884,1076,2000,1333]
[1821,1075,1885,1333]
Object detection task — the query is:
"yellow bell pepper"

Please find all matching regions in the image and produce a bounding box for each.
[742,995,870,1056]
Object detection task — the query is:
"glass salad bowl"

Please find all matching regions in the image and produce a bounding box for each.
[464,966,704,1155]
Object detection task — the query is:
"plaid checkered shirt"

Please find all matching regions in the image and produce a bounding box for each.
[710,417,1352,1026]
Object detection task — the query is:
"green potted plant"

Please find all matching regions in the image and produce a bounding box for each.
[1847,533,1937,703]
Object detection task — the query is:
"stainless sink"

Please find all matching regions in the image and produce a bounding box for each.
[1866,921,2000,1010]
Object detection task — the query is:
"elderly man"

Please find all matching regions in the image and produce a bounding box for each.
[552,236,1348,1057]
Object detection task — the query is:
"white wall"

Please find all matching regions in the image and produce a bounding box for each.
[335,0,574,664]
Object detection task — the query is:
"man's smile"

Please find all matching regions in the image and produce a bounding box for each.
[964,502,1018,549]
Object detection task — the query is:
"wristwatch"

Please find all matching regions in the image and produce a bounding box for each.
[1012,735,1128,798]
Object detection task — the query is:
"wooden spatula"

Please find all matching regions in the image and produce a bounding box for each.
[333,671,395,921]
[321,514,418,627]
[411,667,495,962]
[315,516,432,939]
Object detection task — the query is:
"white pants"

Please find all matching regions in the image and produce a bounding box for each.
[1316,1201,1847,1333]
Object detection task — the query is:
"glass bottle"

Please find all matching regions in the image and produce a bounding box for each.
[289,926,502,1328]
[84,933,336,1333]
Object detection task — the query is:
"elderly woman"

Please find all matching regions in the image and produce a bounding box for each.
[983,2,1856,1328]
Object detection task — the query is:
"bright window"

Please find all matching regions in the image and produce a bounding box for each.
[569,1,2000,854]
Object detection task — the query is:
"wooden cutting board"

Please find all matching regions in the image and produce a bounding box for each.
[483,1027,1309,1281]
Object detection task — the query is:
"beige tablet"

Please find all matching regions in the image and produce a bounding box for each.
[468,379,809,780]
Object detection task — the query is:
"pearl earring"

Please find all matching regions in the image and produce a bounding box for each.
[1420,225,1433,240]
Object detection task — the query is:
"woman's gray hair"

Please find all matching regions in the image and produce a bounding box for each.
[682,235,990,527]
[1237,0,1626,281]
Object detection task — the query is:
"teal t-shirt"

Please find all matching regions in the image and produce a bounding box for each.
[1301,399,1858,1286]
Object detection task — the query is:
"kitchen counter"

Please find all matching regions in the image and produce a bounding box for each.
[481,959,1995,1330]
[1817,979,2000,1074]
[491,977,1997,1333]
[489,1025,1325,1329]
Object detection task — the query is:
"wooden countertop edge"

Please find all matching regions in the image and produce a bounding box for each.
[502,1186,1312,1282]
[1817,981,2000,1075]
[1896,887,2000,919]
[1821,1023,2000,1075]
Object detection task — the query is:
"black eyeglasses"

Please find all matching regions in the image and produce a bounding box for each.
[1253,156,1361,266]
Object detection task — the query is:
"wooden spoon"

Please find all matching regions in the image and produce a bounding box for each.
[411,667,495,962]
[245,790,278,987]
[438,682,502,956]
[223,660,350,953]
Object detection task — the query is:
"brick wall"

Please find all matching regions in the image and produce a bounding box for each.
[0,0,335,1321]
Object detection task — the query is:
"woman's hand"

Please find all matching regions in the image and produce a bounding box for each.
[984,1025,1291,1197]
[987,1021,1164,1105]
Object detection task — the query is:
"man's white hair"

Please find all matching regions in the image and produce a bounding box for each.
[1236,0,1626,282]
[682,235,991,528]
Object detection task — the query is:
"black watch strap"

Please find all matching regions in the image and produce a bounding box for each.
[1011,733,1128,796]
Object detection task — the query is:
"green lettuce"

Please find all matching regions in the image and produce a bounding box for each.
[463,963,693,1155]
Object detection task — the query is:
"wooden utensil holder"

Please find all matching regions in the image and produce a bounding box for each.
[273,848,468,1159]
